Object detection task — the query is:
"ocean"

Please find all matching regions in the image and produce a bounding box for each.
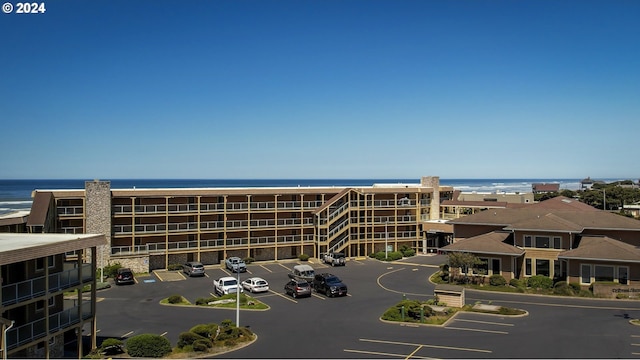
[0,178,601,216]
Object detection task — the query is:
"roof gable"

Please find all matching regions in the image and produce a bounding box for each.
[441,231,524,256]
[559,236,640,263]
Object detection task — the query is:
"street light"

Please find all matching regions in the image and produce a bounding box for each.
[1,317,14,360]
[236,269,240,327]
[385,222,388,260]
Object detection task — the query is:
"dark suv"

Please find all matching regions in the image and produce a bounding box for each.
[115,268,135,285]
[312,273,347,297]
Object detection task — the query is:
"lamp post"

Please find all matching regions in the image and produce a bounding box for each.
[236,269,240,327]
[385,222,388,260]
[1,318,14,360]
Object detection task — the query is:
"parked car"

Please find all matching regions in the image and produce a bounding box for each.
[287,264,315,282]
[323,252,346,266]
[213,276,243,296]
[284,279,311,298]
[115,268,135,285]
[225,257,247,273]
[183,261,205,277]
[313,273,348,297]
[242,277,269,293]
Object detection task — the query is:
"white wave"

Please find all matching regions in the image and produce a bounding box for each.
[0,200,33,205]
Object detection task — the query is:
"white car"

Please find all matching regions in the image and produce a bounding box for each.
[242,277,269,293]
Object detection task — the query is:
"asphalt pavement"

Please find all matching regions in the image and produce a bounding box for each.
[92,254,640,359]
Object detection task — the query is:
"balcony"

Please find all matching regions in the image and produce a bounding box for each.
[2,264,92,306]
[6,302,93,350]
[57,206,83,217]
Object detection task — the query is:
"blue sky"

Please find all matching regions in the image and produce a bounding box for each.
[1,0,638,179]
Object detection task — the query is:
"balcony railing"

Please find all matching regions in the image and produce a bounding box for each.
[60,226,84,234]
[2,264,92,306]
[57,206,83,217]
[110,235,316,256]
[114,217,316,235]
[6,302,93,350]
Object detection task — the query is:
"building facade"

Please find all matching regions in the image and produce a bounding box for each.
[0,233,106,358]
[26,177,454,272]
[442,197,640,288]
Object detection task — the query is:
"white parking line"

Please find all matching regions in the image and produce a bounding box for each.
[454,318,514,326]
[260,264,273,273]
[160,332,167,337]
[444,326,508,335]
[121,331,134,338]
[359,338,492,353]
[270,290,297,303]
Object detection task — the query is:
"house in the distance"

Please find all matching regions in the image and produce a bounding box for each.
[532,183,560,194]
[441,196,640,289]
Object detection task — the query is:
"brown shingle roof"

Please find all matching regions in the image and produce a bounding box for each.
[449,197,640,232]
[532,183,560,192]
[559,236,640,263]
[26,191,53,227]
[440,231,524,256]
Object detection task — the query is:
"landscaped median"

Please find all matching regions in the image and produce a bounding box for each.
[160,293,269,310]
[380,297,528,327]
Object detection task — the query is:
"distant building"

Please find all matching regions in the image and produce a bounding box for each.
[581,177,595,190]
[532,183,560,194]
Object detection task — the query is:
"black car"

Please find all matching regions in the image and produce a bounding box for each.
[115,268,135,285]
[313,273,347,297]
[284,279,312,298]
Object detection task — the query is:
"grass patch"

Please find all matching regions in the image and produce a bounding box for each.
[195,293,269,310]
[160,296,191,305]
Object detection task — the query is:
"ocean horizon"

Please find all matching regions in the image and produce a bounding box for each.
[0,177,627,216]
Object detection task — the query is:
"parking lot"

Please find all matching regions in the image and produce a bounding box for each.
[93,255,640,358]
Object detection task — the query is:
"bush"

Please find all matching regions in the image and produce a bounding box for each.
[569,282,582,293]
[190,323,218,339]
[167,263,183,271]
[552,281,574,296]
[168,294,183,304]
[103,263,122,278]
[399,245,416,257]
[527,275,553,289]
[489,274,507,286]
[177,332,207,348]
[243,257,255,264]
[193,338,213,351]
[509,278,524,288]
[196,297,216,305]
[126,333,172,358]
[298,254,310,261]
[99,338,124,355]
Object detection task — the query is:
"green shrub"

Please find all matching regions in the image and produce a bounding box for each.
[509,278,524,288]
[489,274,507,286]
[99,338,124,355]
[569,282,582,292]
[527,275,553,289]
[126,334,172,358]
[103,263,122,278]
[177,332,207,348]
[402,249,416,257]
[552,281,574,296]
[167,263,183,271]
[578,289,593,297]
[220,319,234,328]
[298,253,310,261]
[190,323,218,339]
[168,294,183,304]
[193,338,213,351]
[388,251,403,261]
[196,297,216,305]
[243,257,255,264]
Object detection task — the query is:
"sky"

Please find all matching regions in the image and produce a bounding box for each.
[1,0,638,180]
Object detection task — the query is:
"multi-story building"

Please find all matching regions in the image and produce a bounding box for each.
[26,177,454,272]
[0,233,106,358]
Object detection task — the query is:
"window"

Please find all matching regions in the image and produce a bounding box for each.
[523,235,562,249]
[619,267,629,285]
[474,258,488,275]
[594,265,614,282]
[525,259,532,276]
[581,264,591,284]
[48,296,55,307]
[536,259,550,276]
[47,255,55,268]
[35,258,44,271]
[35,300,45,312]
[554,260,561,279]
[535,236,550,249]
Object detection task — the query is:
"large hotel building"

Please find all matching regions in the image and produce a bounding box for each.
[25,176,457,272]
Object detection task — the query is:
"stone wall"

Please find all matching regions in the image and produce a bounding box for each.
[109,255,149,274]
[85,180,111,269]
